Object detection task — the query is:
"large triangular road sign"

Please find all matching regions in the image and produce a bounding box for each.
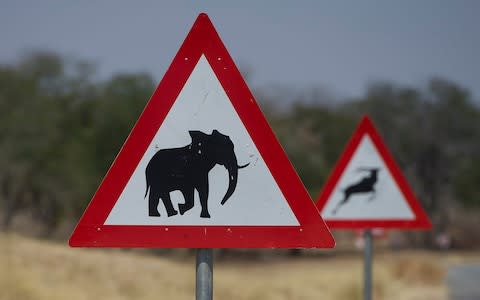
[69,13,334,248]
[315,116,431,229]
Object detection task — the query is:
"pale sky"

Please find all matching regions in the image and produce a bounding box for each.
[1,1,479,101]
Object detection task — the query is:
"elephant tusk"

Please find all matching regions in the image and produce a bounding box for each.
[237,163,250,169]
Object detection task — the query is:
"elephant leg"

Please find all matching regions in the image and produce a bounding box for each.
[148,189,161,217]
[179,187,195,215]
[196,178,210,218]
[160,192,178,217]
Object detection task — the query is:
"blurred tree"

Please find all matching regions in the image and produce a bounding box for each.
[1,50,479,248]
[454,157,480,208]
[0,51,69,230]
[90,73,154,177]
[0,51,155,233]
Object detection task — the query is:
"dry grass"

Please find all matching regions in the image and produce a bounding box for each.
[0,232,478,300]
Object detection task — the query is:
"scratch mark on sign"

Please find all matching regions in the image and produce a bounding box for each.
[194,91,210,116]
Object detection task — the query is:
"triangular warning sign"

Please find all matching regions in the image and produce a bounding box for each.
[69,13,334,248]
[315,116,431,229]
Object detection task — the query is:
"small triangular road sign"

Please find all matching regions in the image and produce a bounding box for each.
[315,116,431,229]
[69,13,334,248]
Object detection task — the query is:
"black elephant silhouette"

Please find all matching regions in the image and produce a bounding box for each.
[144,130,249,218]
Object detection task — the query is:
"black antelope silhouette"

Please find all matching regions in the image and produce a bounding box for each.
[144,130,249,218]
[332,167,380,215]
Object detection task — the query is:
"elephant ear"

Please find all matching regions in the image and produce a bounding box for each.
[189,130,209,144]
[213,129,227,137]
[212,129,229,140]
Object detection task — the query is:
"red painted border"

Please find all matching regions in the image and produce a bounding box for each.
[69,13,334,248]
[315,116,432,230]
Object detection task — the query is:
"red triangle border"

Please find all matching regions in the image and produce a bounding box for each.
[315,116,432,229]
[69,13,334,248]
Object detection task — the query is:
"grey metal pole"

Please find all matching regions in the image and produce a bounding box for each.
[196,248,213,300]
[363,230,373,300]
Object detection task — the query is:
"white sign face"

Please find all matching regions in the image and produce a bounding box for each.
[105,55,299,226]
[321,135,415,220]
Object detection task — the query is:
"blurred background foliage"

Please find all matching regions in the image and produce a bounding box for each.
[1,51,479,248]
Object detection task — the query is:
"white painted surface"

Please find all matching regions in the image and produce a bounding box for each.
[322,135,415,220]
[105,55,299,226]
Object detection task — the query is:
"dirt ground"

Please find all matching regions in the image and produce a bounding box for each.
[1,232,479,300]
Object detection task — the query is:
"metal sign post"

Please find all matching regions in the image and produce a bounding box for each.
[196,248,213,300]
[363,230,373,300]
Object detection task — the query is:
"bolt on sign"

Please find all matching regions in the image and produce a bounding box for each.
[315,115,431,229]
[69,13,334,248]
